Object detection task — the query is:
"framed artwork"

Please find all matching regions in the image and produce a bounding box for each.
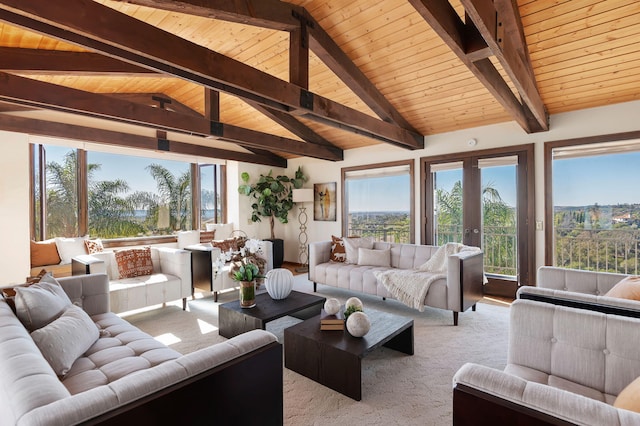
[314,182,336,221]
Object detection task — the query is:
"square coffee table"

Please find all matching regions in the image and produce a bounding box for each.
[284,309,413,400]
[218,290,325,338]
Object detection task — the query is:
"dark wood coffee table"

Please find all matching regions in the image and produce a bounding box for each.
[218,290,326,338]
[284,309,413,400]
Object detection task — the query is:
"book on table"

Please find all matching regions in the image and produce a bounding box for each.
[320,309,345,330]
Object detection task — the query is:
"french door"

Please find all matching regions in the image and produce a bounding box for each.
[421,145,535,297]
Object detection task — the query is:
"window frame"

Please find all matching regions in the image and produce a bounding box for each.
[544,130,640,266]
[341,159,415,244]
[30,143,226,247]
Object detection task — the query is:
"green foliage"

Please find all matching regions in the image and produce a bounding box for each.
[344,305,363,319]
[238,166,307,239]
[232,263,264,282]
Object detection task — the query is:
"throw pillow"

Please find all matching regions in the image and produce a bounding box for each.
[30,240,61,267]
[343,237,374,264]
[604,276,640,300]
[84,238,104,254]
[330,235,347,262]
[54,236,89,264]
[14,280,72,331]
[199,230,216,244]
[358,248,391,267]
[614,376,640,413]
[31,305,99,376]
[114,247,153,279]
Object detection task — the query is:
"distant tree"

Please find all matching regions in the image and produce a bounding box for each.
[144,164,191,231]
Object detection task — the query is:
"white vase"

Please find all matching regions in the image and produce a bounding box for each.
[346,311,370,337]
[265,268,294,300]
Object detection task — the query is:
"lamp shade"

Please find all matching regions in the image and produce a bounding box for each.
[292,188,314,203]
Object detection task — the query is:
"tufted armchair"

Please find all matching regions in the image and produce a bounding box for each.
[453,298,640,425]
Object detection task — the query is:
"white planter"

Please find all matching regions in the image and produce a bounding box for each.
[265,268,294,300]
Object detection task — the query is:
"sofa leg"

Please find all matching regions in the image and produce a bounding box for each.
[313,282,317,292]
[382,297,386,301]
[214,291,218,302]
[472,304,476,312]
[182,298,187,310]
[453,311,459,326]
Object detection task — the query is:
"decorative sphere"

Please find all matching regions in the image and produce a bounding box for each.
[265,268,293,300]
[324,298,341,315]
[345,296,363,310]
[346,311,371,337]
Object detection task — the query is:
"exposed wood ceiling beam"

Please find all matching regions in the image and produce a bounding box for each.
[0,72,342,161]
[461,0,548,131]
[0,47,155,75]
[107,93,203,117]
[408,0,548,133]
[0,113,286,167]
[109,0,421,135]
[0,1,423,150]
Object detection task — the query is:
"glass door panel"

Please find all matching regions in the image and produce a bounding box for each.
[432,163,464,246]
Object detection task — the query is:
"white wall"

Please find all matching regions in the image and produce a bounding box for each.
[3,100,640,283]
[1,131,31,284]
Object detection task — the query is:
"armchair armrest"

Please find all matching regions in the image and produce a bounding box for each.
[153,247,192,298]
[453,363,635,426]
[57,273,110,315]
[446,250,484,313]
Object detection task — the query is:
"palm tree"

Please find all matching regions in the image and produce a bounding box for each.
[145,164,191,231]
[88,179,144,238]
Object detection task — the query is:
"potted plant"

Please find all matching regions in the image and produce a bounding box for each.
[238,166,307,268]
[231,263,264,308]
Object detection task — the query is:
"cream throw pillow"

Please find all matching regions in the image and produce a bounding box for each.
[614,376,640,413]
[343,237,374,264]
[14,281,72,331]
[605,276,640,300]
[54,236,89,264]
[358,248,391,267]
[31,305,99,376]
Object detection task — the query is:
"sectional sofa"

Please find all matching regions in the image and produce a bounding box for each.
[308,239,484,325]
[0,273,283,426]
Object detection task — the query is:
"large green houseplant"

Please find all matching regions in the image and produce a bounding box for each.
[238,167,307,268]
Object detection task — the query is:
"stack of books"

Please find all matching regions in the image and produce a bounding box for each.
[320,309,345,331]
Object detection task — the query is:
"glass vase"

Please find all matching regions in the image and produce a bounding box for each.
[239,280,256,308]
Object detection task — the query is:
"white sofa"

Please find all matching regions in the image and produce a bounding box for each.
[453,298,640,425]
[308,240,484,325]
[178,230,273,302]
[517,266,640,314]
[0,273,283,426]
[72,247,192,314]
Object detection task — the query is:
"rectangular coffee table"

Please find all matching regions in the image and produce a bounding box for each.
[284,309,413,400]
[218,290,325,338]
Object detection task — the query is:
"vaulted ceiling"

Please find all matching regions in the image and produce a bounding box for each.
[0,0,638,167]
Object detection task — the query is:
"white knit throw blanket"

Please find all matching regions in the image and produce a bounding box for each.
[374,242,466,311]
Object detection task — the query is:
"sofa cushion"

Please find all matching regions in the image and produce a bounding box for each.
[605,276,640,300]
[55,236,89,264]
[30,239,61,267]
[205,222,234,238]
[343,237,374,264]
[115,247,153,279]
[614,376,640,413]
[358,247,391,267]
[31,305,100,376]
[84,238,104,254]
[14,280,73,331]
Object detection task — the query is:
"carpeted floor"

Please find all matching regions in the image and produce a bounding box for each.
[122,274,510,426]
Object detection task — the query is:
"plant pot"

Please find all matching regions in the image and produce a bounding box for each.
[266,238,284,268]
[239,280,256,308]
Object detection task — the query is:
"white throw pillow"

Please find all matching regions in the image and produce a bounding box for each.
[31,305,99,376]
[54,236,89,264]
[14,281,72,331]
[343,237,374,264]
[205,223,234,239]
[357,248,391,267]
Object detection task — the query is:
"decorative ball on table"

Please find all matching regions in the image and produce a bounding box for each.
[345,296,363,311]
[346,311,371,337]
[265,268,294,300]
[324,298,341,315]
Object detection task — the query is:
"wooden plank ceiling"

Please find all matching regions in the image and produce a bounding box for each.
[0,0,637,166]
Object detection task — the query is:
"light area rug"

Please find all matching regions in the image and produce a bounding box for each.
[122,274,510,426]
